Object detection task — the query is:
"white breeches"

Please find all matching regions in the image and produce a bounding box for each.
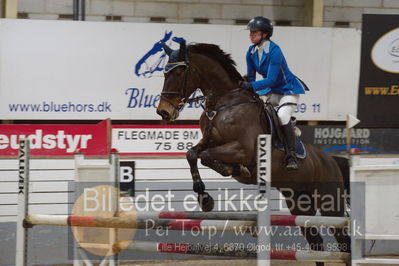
[260,94,299,125]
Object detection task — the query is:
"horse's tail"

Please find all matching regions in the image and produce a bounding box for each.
[332,155,350,207]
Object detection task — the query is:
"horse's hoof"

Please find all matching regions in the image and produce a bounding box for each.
[198,192,214,212]
[193,181,205,194]
[240,165,251,178]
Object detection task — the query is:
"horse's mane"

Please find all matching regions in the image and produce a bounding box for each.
[188,43,243,83]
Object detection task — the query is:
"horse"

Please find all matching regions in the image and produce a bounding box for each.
[156,40,350,266]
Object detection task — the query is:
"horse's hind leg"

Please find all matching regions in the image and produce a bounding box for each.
[320,185,351,265]
[282,190,325,266]
[186,143,214,212]
[328,227,351,266]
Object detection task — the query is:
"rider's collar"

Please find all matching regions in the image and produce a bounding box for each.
[164,62,187,73]
[251,40,271,55]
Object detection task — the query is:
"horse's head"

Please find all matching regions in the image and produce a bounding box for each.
[156,40,198,122]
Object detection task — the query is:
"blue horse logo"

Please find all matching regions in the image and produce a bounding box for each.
[135,31,185,78]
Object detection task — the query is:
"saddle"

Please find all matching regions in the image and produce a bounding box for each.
[263,104,307,159]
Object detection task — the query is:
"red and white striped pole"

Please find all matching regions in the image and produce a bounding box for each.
[24,213,349,230]
[137,211,349,228]
[25,214,256,233]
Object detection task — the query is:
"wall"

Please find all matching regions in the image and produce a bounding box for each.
[324,0,399,28]
[18,0,305,25]
[16,0,399,29]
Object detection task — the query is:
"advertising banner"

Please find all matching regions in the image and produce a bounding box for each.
[0,120,109,157]
[0,20,360,121]
[299,125,399,155]
[1,122,397,157]
[114,125,399,156]
[358,14,399,127]
[112,125,201,156]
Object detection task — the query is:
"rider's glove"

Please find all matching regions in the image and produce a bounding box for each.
[238,81,253,91]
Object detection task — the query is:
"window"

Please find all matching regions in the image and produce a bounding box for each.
[150,17,166,22]
[334,21,350,28]
[275,20,292,26]
[193,18,209,24]
[106,15,122,21]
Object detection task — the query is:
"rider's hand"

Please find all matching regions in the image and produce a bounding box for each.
[239,81,253,91]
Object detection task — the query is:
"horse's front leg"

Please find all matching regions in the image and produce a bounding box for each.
[186,141,214,212]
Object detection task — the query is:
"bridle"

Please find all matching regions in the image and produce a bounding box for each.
[161,54,205,112]
[161,61,191,112]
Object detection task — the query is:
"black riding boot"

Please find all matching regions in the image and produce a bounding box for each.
[281,122,299,171]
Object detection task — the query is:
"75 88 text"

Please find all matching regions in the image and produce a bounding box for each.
[155,142,194,151]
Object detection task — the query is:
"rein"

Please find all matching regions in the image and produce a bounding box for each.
[161,54,258,124]
[163,60,258,121]
[161,53,262,147]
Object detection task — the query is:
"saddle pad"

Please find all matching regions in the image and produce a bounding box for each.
[276,137,307,160]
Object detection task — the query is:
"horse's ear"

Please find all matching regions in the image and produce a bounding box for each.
[178,39,187,62]
[161,42,173,56]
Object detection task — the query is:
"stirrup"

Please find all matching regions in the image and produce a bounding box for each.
[286,156,299,171]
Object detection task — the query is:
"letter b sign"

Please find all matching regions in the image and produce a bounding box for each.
[119,161,135,196]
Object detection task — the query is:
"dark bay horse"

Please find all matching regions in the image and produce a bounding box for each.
[156,40,350,265]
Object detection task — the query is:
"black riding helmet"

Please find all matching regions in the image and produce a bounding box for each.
[246,16,273,38]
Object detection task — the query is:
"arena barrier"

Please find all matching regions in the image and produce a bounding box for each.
[15,137,352,266]
[350,155,399,265]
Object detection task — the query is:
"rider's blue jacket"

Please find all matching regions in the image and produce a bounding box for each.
[246,40,308,96]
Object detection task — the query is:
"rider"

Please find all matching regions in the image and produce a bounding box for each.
[239,16,308,171]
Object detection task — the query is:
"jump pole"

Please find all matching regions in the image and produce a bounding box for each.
[15,138,30,266]
[24,214,256,233]
[136,211,349,228]
[24,213,349,229]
